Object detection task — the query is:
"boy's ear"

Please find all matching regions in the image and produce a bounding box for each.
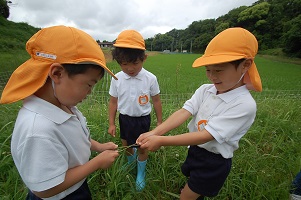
[143,54,148,61]
[242,59,252,73]
[49,63,64,82]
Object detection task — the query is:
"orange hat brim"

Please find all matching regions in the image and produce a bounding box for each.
[192,54,246,68]
[113,43,146,50]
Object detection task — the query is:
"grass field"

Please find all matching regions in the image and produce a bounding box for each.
[0,52,301,199]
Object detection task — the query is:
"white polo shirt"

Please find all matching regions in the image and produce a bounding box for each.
[11,95,91,199]
[109,68,160,117]
[183,84,257,158]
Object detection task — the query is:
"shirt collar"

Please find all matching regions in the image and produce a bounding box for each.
[208,85,250,103]
[23,95,73,124]
[124,68,145,80]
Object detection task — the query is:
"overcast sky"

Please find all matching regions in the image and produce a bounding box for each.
[8,0,257,41]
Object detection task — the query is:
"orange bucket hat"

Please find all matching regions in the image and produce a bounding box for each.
[192,27,262,92]
[113,30,146,50]
[0,25,117,104]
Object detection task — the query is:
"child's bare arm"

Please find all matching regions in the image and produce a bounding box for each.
[151,94,163,125]
[90,139,118,152]
[138,108,191,139]
[108,96,118,137]
[140,130,214,151]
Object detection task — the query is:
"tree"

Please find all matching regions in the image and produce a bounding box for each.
[237,2,270,31]
[0,0,9,18]
[282,14,301,57]
[215,22,230,35]
[151,34,173,51]
[145,38,154,51]
[193,33,213,53]
[216,6,248,28]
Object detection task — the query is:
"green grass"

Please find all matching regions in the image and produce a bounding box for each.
[1,52,301,199]
[0,17,39,53]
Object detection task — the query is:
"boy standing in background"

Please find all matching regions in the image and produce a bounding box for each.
[108,29,162,191]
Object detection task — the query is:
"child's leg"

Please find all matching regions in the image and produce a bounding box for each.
[137,146,148,161]
[121,139,134,156]
[180,183,203,200]
[136,148,148,191]
[121,139,137,165]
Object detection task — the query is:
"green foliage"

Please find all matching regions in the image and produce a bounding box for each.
[282,14,301,57]
[238,2,270,23]
[216,6,248,27]
[151,34,174,52]
[255,19,267,28]
[0,0,9,18]
[215,22,230,35]
[193,33,213,53]
[0,17,40,52]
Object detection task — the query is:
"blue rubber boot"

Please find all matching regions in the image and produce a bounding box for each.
[136,159,147,191]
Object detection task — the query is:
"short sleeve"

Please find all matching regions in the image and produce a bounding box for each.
[150,76,160,96]
[18,136,68,192]
[183,86,206,115]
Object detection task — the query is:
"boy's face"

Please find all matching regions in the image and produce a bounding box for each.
[205,62,246,94]
[119,59,144,77]
[55,67,102,107]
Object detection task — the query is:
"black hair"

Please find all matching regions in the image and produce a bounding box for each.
[62,63,105,78]
[112,47,145,64]
[230,58,246,69]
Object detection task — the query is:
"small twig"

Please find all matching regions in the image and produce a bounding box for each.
[117,143,140,153]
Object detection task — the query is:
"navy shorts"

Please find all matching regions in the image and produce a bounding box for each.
[291,170,301,195]
[181,145,232,197]
[26,179,91,200]
[119,113,151,145]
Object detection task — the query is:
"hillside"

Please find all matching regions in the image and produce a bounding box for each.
[0,17,39,52]
[0,18,116,72]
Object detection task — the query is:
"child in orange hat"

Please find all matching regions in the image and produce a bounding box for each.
[108,29,162,191]
[137,27,262,199]
[0,25,119,199]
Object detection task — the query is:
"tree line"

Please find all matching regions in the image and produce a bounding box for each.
[145,0,301,58]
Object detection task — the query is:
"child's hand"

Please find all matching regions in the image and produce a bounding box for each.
[136,131,155,145]
[99,142,118,151]
[96,150,119,169]
[108,125,116,137]
[139,135,162,152]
